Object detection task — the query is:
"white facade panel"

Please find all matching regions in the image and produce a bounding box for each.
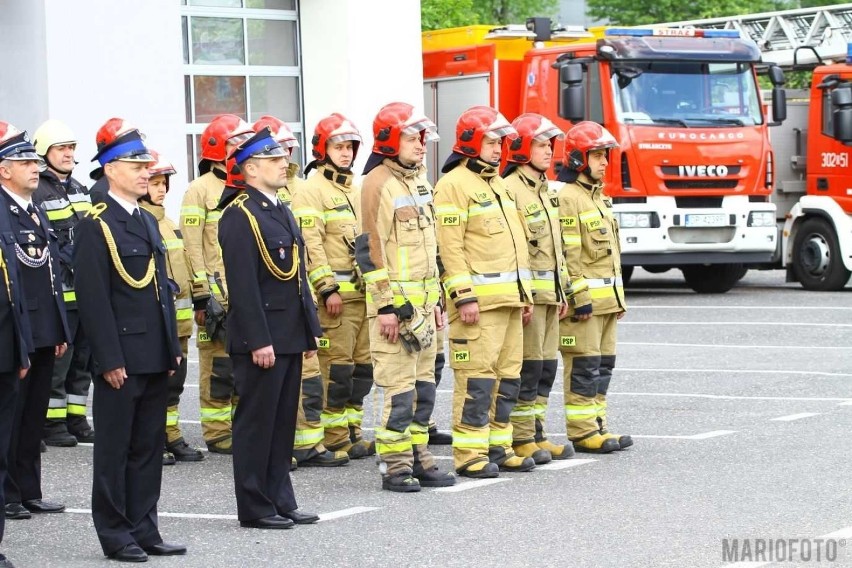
[300,0,424,176]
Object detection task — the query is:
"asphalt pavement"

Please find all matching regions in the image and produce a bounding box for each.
[8,267,852,568]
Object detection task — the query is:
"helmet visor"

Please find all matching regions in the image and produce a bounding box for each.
[227,132,254,147]
[484,125,517,140]
[533,126,565,143]
[402,118,440,142]
[327,132,362,145]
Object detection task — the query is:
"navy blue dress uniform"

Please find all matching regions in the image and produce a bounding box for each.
[0,131,34,567]
[73,121,185,562]
[0,126,70,521]
[218,129,322,529]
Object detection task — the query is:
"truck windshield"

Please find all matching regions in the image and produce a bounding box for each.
[612,61,763,127]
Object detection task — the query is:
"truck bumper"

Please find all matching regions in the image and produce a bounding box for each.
[615,196,777,264]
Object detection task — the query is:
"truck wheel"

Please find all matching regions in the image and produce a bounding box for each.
[792,217,851,291]
[622,265,634,286]
[681,264,744,294]
[642,266,671,274]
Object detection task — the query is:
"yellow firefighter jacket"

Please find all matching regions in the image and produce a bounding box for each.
[292,164,365,302]
[503,166,567,306]
[357,158,440,317]
[557,177,626,314]
[434,158,533,318]
[179,165,227,308]
[141,201,195,338]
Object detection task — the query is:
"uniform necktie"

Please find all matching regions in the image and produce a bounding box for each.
[26,204,40,227]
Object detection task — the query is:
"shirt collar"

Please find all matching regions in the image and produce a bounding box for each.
[108,190,141,216]
[1,185,32,211]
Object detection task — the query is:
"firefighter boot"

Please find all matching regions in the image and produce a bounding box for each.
[166,438,205,462]
[206,437,233,455]
[457,460,500,479]
[412,464,456,488]
[43,420,77,447]
[381,470,421,493]
[163,451,176,466]
[573,433,620,454]
[67,415,96,444]
[600,431,634,450]
[299,450,350,467]
[489,447,536,472]
[512,442,552,465]
[428,425,452,445]
[537,439,575,460]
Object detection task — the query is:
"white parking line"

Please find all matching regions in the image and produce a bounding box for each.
[838,400,852,406]
[66,507,379,523]
[632,430,737,440]
[618,368,852,378]
[622,321,852,328]
[318,506,379,522]
[434,478,510,493]
[622,342,839,350]
[610,392,851,402]
[630,305,852,310]
[537,458,597,471]
[769,412,821,422]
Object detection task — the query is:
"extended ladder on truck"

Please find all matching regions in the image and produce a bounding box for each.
[659,4,852,66]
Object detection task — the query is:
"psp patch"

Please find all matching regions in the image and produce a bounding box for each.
[183,215,201,227]
[318,338,330,349]
[560,335,576,347]
[452,350,470,362]
[440,214,460,226]
[300,216,316,228]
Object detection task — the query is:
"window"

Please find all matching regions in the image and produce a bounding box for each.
[181,2,303,180]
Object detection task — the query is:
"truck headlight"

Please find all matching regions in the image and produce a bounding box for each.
[617,212,653,228]
[747,211,775,227]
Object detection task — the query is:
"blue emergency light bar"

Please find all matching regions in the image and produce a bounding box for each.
[848,42,852,64]
[605,28,741,39]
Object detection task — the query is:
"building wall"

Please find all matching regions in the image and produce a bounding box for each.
[0,0,425,215]
[300,0,424,175]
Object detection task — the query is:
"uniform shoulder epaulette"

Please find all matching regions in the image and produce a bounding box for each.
[227,192,250,210]
[87,202,108,220]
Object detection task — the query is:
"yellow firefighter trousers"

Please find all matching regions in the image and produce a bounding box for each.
[512,304,559,444]
[449,307,523,471]
[166,336,190,444]
[294,352,327,459]
[197,330,237,443]
[318,300,373,450]
[560,312,618,440]
[370,309,438,476]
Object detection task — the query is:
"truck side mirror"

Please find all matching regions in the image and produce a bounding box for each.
[771,87,787,124]
[767,65,785,87]
[831,86,852,144]
[558,63,585,122]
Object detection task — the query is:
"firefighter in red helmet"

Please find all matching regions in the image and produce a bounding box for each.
[557,121,632,454]
[433,106,536,478]
[356,102,455,491]
[501,113,575,463]
[179,114,254,455]
[292,114,376,460]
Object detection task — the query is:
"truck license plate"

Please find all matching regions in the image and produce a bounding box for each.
[684,214,727,227]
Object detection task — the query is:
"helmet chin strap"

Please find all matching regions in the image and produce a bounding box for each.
[46,157,73,177]
[325,158,352,174]
[392,156,418,170]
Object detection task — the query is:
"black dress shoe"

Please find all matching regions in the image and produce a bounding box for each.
[107,543,148,563]
[3,504,30,520]
[239,515,294,529]
[281,509,319,524]
[143,542,187,556]
[0,553,16,568]
[22,499,65,514]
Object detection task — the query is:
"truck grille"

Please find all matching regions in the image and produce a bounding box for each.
[664,180,738,190]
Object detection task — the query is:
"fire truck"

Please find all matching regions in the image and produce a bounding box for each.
[422,5,852,292]
[661,5,852,291]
